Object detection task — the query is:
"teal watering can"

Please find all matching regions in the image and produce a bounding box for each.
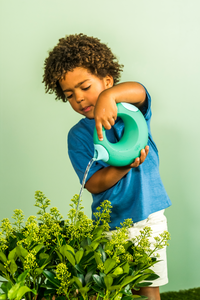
[93,102,148,166]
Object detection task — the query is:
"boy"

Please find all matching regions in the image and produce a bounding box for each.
[43,33,171,300]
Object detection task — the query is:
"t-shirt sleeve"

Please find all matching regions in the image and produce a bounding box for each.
[139,84,152,132]
[67,126,106,185]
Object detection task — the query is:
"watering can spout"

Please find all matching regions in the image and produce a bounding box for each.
[93,144,109,162]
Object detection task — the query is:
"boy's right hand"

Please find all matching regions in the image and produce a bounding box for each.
[94,82,146,141]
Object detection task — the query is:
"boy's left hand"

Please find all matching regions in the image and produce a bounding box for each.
[128,146,149,168]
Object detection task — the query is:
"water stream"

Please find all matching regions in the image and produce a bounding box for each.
[74,158,95,224]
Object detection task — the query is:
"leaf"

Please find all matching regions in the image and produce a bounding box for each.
[32,244,44,254]
[0,263,6,274]
[75,264,85,274]
[112,267,124,276]
[79,286,90,295]
[55,250,63,261]
[65,244,75,255]
[16,270,29,283]
[104,258,116,274]
[128,267,135,276]
[80,251,94,264]
[41,280,54,289]
[59,245,76,266]
[114,293,123,300]
[92,284,103,293]
[85,270,94,284]
[77,273,85,286]
[60,244,75,256]
[140,268,154,274]
[8,283,21,300]
[16,286,33,300]
[99,238,110,245]
[132,274,151,286]
[144,273,159,281]
[75,249,84,264]
[16,245,28,258]
[43,270,60,287]
[0,251,7,263]
[90,241,100,250]
[108,284,122,291]
[123,262,129,274]
[80,238,88,248]
[94,252,102,265]
[1,281,12,294]
[120,276,139,287]
[136,282,152,287]
[8,248,17,261]
[99,272,106,278]
[98,248,106,263]
[87,261,97,273]
[65,251,75,267]
[104,275,113,289]
[73,276,83,288]
[10,260,17,275]
[39,253,49,260]
[0,294,6,300]
[92,274,105,288]
[87,237,92,245]
[34,268,44,276]
[92,226,104,237]
[84,245,93,252]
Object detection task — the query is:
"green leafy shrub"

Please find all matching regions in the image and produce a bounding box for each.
[0,191,170,300]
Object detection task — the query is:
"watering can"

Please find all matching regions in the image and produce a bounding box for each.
[93,102,148,166]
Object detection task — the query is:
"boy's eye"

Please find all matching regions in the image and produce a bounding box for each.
[82,86,91,91]
[66,94,72,99]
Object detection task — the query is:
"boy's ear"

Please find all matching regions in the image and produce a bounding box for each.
[104,74,114,88]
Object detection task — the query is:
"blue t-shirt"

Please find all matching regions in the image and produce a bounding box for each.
[67,86,172,230]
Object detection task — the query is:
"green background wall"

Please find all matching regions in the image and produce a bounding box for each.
[1,0,200,293]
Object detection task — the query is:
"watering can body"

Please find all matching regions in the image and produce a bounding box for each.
[93,102,148,167]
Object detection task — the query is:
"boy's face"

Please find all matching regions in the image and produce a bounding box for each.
[59,67,113,119]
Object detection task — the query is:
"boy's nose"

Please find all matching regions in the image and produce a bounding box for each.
[75,92,84,103]
[76,98,84,103]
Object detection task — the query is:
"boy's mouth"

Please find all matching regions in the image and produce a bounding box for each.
[82,106,91,113]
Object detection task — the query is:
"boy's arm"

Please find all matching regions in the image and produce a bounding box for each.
[85,82,148,194]
[94,82,146,141]
[85,146,149,194]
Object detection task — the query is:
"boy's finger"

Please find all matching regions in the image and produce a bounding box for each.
[145,145,149,155]
[108,116,116,126]
[130,157,140,168]
[140,149,146,164]
[139,146,149,164]
[96,122,103,141]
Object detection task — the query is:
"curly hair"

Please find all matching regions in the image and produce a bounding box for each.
[43,33,123,102]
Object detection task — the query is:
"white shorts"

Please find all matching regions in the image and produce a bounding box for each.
[107,210,168,287]
[128,209,169,287]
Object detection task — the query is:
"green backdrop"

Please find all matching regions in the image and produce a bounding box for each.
[1,0,200,293]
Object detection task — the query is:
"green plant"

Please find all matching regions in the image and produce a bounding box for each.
[0,191,170,300]
[161,287,200,300]
[0,271,36,300]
